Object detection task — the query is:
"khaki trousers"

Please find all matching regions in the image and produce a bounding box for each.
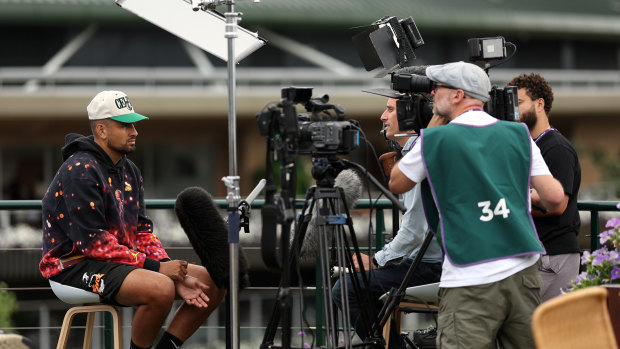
[436,263,541,349]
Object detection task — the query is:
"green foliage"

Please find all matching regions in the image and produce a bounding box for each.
[0,281,18,331]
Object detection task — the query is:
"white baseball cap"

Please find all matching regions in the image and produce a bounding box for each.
[87,90,148,123]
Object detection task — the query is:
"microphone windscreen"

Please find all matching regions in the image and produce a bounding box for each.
[175,187,250,290]
[297,169,362,260]
[334,169,363,209]
[393,65,428,76]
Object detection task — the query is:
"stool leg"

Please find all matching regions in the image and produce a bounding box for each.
[83,312,96,349]
[110,307,123,349]
[395,310,403,334]
[56,305,124,349]
[56,307,81,349]
[383,313,392,349]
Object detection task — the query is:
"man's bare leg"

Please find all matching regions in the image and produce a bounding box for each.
[115,268,176,347]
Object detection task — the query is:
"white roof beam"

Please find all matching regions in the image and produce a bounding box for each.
[24,23,98,93]
[259,28,356,77]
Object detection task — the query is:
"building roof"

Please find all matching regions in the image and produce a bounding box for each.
[1,0,619,118]
[2,0,620,37]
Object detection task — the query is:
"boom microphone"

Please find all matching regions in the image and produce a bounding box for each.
[297,169,362,260]
[175,187,250,290]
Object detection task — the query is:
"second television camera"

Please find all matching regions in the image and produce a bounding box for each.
[353,17,520,134]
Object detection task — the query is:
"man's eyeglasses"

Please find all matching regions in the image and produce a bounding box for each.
[432,83,459,93]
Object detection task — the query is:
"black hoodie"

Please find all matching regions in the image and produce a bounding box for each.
[40,133,168,278]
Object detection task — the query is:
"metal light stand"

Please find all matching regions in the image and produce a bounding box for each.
[220,2,242,349]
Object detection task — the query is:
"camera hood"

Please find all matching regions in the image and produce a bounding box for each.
[362,88,407,99]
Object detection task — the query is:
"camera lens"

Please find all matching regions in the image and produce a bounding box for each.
[391,74,433,93]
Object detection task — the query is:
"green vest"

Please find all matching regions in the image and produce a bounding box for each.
[421,120,544,266]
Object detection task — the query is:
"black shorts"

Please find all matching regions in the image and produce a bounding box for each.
[50,259,137,306]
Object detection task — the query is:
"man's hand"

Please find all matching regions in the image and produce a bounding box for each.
[176,275,210,308]
[531,187,569,217]
[352,253,376,272]
[426,114,449,128]
[530,175,565,214]
[159,260,188,281]
[379,152,398,178]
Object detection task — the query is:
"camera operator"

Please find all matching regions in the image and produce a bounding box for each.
[389,61,565,349]
[332,92,442,349]
[507,73,581,302]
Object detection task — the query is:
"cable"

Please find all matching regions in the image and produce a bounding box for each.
[486,41,517,70]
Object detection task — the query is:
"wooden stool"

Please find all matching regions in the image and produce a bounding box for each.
[380,282,439,349]
[50,280,123,349]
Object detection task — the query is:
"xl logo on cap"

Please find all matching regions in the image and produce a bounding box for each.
[115,96,133,111]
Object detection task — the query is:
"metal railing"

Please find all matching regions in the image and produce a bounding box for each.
[0,198,394,348]
[0,199,618,348]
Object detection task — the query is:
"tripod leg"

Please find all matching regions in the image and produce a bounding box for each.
[317,190,384,348]
[334,225,353,347]
[260,188,316,348]
[334,187,384,347]
[317,214,338,348]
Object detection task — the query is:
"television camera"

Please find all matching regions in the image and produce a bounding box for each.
[256,86,362,276]
[353,16,520,134]
[256,87,360,157]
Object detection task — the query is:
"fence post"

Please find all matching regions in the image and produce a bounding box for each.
[590,210,601,251]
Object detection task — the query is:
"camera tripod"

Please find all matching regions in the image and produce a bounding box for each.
[260,158,408,349]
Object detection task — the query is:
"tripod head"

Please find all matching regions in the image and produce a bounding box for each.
[310,156,347,188]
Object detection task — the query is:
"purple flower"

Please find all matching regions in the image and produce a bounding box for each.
[297,331,307,337]
[571,213,620,292]
[575,272,588,284]
[611,250,620,264]
[612,267,620,281]
[606,218,620,229]
[593,253,609,266]
[581,251,591,264]
[600,230,613,244]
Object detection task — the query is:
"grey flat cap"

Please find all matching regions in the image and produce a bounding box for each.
[426,61,491,102]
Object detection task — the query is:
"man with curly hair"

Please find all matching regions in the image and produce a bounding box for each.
[507,73,582,302]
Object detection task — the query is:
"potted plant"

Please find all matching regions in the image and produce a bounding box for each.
[570,203,620,344]
[571,203,620,291]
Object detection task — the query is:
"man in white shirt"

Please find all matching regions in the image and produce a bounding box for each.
[389,61,564,349]
[332,91,442,349]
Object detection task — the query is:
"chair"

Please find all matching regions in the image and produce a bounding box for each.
[50,280,123,349]
[380,282,439,349]
[531,286,618,349]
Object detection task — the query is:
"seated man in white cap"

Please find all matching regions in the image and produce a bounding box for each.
[388,62,565,349]
[39,90,226,349]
